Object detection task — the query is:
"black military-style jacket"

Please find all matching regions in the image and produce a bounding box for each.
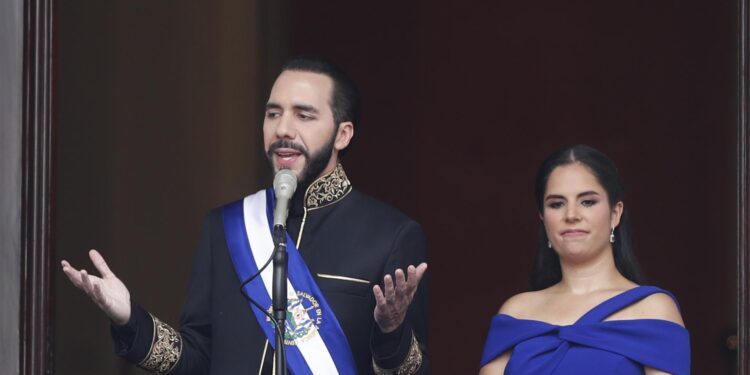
[112,164,429,374]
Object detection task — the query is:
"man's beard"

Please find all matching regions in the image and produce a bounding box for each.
[266,135,336,189]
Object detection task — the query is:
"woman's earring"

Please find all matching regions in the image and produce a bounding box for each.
[547,240,552,248]
[609,227,615,244]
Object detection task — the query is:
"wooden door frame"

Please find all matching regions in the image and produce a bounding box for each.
[20,0,54,373]
[739,0,749,372]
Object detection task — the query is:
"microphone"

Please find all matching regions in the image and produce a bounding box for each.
[273,169,298,228]
[271,169,296,375]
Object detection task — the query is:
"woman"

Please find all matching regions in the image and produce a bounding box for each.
[479,145,690,375]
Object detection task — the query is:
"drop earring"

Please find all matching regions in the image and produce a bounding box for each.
[547,240,552,248]
[609,227,615,244]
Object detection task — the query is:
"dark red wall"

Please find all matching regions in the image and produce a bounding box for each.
[288,2,738,373]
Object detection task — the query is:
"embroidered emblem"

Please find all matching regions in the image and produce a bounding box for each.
[139,314,182,374]
[267,291,323,345]
[305,163,352,209]
[372,332,423,375]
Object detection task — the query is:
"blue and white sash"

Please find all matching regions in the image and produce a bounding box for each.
[222,188,357,375]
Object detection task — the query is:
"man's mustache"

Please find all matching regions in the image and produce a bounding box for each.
[267,140,309,159]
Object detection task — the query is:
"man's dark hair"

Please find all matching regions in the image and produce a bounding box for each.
[531,144,645,290]
[281,57,362,156]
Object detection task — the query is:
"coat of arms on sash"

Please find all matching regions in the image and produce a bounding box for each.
[267,291,323,345]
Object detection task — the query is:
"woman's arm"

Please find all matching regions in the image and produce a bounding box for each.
[478,292,534,375]
[612,291,686,375]
[644,367,673,375]
[479,352,510,375]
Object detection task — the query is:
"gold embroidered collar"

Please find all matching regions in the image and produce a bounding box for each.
[304,163,352,210]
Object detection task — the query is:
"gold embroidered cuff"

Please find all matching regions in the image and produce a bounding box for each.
[372,332,423,375]
[138,314,182,374]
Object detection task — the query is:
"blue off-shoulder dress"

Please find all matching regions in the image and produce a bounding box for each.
[480,286,690,375]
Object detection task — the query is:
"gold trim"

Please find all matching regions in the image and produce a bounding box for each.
[295,164,349,251]
[317,273,371,284]
[138,314,182,374]
[372,332,423,375]
[304,163,352,210]
[258,340,269,375]
[296,206,308,249]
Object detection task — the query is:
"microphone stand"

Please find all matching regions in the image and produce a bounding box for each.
[272,224,288,375]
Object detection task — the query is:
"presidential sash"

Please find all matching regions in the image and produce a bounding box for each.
[222,188,357,375]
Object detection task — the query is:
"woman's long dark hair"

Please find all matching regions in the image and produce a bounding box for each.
[531,145,645,290]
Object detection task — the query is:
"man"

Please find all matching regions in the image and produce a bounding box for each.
[61,57,429,374]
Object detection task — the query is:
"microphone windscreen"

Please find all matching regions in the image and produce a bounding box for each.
[273,169,298,200]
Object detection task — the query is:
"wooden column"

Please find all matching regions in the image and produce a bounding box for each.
[740,0,749,372]
[20,0,54,374]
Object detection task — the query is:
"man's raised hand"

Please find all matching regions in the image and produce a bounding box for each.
[373,263,428,333]
[61,249,131,325]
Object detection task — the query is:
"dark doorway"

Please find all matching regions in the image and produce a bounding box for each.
[284,2,742,374]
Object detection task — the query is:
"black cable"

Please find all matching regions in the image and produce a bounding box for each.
[240,251,273,291]
[238,250,288,372]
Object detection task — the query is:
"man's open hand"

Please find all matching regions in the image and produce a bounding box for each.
[373,263,428,333]
[61,249,131,325]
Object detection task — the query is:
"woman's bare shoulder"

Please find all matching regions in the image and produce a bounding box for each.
[497,289,548,317]
[611,290,685,327]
